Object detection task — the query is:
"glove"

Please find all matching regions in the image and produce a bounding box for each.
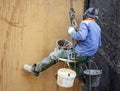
[68,26,75,34]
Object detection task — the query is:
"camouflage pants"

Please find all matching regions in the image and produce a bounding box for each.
[34,48,69,72]
[34,48,90,81]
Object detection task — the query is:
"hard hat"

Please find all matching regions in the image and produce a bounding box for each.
[83,7,99,20]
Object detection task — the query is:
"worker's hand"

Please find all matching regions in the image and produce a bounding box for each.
[68,26,75,34]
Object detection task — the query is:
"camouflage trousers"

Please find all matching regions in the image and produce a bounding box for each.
[34,48,90,81]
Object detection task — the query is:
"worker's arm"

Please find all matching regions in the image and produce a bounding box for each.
[68,22,88,41]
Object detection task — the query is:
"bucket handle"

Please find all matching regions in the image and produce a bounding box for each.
[89,60,99,70]
[80,60,100,71]
[79,63,88,72]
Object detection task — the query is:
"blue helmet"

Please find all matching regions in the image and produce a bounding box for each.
[83,7,99,20]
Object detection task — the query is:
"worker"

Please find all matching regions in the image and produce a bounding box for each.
[23,7,101,81]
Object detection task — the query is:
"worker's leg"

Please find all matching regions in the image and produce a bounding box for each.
[24,39,72,76]
[70,56,90,82]
[34,48,65,72]
[24,48,69,76]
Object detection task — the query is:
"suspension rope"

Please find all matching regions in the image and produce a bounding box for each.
[69,0,77,72]
[88,61,92,91]
[70,0,73,9]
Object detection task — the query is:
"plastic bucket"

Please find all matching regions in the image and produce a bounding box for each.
[56,39,72,50]
[57,68,76,88]
[84,69,102,87]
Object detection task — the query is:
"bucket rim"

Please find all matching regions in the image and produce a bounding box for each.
[56,39,72,48]
[57,68,76,78]
[84,69,102,75]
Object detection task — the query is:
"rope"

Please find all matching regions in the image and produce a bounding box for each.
[88,61,92,91]
[70,0,73,9]
[56,59,59,91]
[69,0,77,71]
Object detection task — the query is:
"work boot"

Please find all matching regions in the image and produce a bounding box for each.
[24,64,39,76]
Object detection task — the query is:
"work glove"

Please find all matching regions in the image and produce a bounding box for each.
[68,26,75,34]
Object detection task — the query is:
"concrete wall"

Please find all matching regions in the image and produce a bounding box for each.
[0,0,84,91]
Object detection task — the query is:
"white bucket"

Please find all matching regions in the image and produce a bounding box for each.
[57,68,76,88]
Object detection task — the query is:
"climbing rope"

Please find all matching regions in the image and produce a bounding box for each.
[88,60,92,91]
[69,0,77,72]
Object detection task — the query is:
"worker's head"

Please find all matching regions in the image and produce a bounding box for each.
[83,7,99,20]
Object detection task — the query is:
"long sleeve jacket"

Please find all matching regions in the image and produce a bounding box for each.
[70,18,101,57]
